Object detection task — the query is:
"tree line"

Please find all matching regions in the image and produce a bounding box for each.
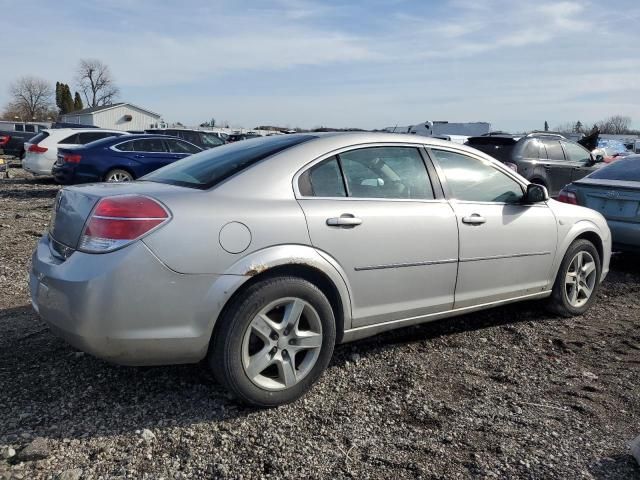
[553,115,636,135]
[2,59,119,122]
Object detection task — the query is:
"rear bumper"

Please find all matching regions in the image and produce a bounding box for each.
[51,163,77,184]
[22,155,54,176]
[52,163,102,184]
[608,219,640,252]
[30,235,223,365]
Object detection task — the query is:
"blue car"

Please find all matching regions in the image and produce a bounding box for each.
[52,134,202,184]
[558,155,640,252]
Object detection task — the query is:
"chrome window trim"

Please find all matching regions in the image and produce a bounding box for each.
[293,141,440,201]
[110,137,172,154]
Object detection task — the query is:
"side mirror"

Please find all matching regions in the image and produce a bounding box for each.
[595,154,604,163]
[524,183,549,204]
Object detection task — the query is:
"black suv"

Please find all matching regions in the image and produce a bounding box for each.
[145,129,225,150]
[465,133,603,197]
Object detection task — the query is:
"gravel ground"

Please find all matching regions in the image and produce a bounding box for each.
[1,168,639,480]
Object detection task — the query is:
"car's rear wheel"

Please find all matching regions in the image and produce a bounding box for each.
[547,239,601,317]
[105,169,134,182]
[209,276,336,407]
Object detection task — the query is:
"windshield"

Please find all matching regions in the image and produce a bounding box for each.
[143,134,316,189]
[587,156,640,182]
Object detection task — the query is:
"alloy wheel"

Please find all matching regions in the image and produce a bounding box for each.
[107,171,133,182]
[564,251,597,308]
[241,297,323,391]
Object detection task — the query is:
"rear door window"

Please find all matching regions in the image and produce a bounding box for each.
[132,138,168,153]
[543,139,565,161]
[166,139,201,154]
[523,139,546,159]
[115,140,136,152]
[301,157,347,197]
[339,147,434,200]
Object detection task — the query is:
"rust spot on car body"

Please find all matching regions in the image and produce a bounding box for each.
[245,264,268,276]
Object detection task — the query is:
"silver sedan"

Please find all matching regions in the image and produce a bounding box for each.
[30,132,611,406]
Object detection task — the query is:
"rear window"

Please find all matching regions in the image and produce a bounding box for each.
[587,157,640,182]
[143,135,316,189]
[29,132,49,145]
[465,136,517,163]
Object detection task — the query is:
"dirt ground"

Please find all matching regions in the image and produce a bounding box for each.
[1,168,639,479]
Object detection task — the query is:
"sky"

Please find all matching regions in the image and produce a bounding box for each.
[2,0,639,131]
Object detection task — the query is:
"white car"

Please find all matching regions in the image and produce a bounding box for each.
[22,129,128,176]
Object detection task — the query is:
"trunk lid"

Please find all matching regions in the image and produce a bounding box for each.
[49,181,193,254]
[574,178,640,223]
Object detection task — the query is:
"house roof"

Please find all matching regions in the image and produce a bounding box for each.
[61,102,161,118]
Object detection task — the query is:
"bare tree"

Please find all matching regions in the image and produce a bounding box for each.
[597,115,631,134]
[4,76,54,121]
[75,59,119,107]
[554,121,576,134]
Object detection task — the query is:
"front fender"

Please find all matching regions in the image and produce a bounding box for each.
[204,244,353,336]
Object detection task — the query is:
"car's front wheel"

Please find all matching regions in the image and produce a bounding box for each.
[547,239,601,317]
[209,276,336,407]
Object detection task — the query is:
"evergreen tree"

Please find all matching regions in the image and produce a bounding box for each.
[73,92,83,111]
[575,120,582,133]
[55,82,62,112]
[54,82,75,114]
[544,121,549,132]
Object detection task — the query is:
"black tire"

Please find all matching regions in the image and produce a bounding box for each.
[209,276,336,407]
[104,168,134,182]
[547,239,601,317]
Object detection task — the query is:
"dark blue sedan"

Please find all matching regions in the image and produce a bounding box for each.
[52,134,202,184]
[559,155,640,252]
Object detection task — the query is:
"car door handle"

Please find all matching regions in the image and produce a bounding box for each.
[462,214,486,225]
[134,154,145,159]
[326,214,362,227]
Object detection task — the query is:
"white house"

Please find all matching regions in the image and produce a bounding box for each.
[59,103,162,131]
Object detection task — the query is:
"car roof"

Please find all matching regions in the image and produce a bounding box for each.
[64,134,191,150]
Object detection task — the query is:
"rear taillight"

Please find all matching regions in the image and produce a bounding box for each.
[558,189,577,205]
[78,195,170,253]
[64,154,81,163]
[28,144,48,154]
[0,135,10,146]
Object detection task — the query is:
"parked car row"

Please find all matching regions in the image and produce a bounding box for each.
[19,127,233,184]
[0,129,39,159]
[53,134,203,184]
[31,132,612,406]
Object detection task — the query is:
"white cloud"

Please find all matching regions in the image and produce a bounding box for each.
[1,0,639,130]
